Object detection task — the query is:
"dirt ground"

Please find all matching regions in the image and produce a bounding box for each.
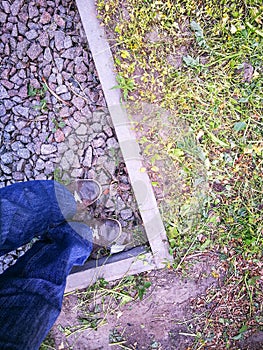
[48,254,221,349]
[46,252,263,350]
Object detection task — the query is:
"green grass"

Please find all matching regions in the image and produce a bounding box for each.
[96,1,262,347]
[97,0,262,261]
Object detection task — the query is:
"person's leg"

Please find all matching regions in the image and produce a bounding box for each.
[0,180,76,256]
[0,221,92,350]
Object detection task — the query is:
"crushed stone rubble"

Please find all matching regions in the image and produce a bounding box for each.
[0,0,147,273]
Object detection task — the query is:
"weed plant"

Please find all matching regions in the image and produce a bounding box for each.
[96,1,262,347]
[97,0,262,262]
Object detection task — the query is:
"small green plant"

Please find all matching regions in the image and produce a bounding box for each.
[28,83,48,111]
[33,98,47,111]
[51,118,66,132]
[112,74,135,100]
[28,83,47,98]
[133,275,151,300]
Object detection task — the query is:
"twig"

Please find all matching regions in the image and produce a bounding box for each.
[42,77,71,106]
[67,83,93,105]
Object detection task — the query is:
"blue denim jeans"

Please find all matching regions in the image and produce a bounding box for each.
[0,180,92,350]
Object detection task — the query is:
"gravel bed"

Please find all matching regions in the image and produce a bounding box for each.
[0,0,147,273]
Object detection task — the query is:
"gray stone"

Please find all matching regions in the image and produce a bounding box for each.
[97,171,110,185]
[33,141,41,155]
[59,106,70,118]
[10,74,22,85]
[3,100,14,111]
[9,37,17,50]
[18,86,28,99]
[12,96,22,103]
[1,80,14,90]
[54,31,65,51]
[35,158,45,171]
[55,58,64,72]
[1,164,11,174]
[11,25,18,37]
[104,159,117,175]
[28,3,39,18]
[62,47,81,60]
[72,96,85,110]
[59,156,70,171]
[29,78,41,89]
[105,199,115,209]
[116,197,126,211]
[17,148,30,159]
[75,62,87,74]
[14,120,27,130]
[93,137,105,148]
[73,111,85,123]
[60,92,71,101]
[107,137,119,149]
[91,123,102,133]
[26,143,35,154]
[4,42,10,56]
[13,172,24,181]
[103,126,113,137]
[40,11,51,24]
[5,123,15,132]
[64,36,72,49]
[77,134,88,143]
[76,124,87,135]
[17,22,27,35]
[2,1,10,14]
[72,155,80,168]
[24,163,33,178]
[63,149,74,165]
[56,73,63,86]
[18,69,26,79]
[95,148,104,156]
[1,153,13,165]
[38,32,49,47]
[48,73,56,84]
[44,47,53,62]
[44,161,55,175]
[43,64,52,77]
[67,138,78,152]
[0,104,6,117]
[17,135,30,144]
[27,43,42,60]
[13,105,29,118]
[20,127,32,137]
[11,141,23,151]
[82,146,93,167]
[71,168,83,178]
[35,173,47,180]
[54,129,65,143]
[56,85,68,95]
[10,0,23,16]
[57,142,69,154]
[41,144,57,155]
[0,85,9,99]
[74,74,86,82]
[25,30,38,40]
[16,159,25,172]
[54,14,65,28]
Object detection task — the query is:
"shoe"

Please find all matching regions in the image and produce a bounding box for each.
[68,179,102,208]
[89,218,122,259]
